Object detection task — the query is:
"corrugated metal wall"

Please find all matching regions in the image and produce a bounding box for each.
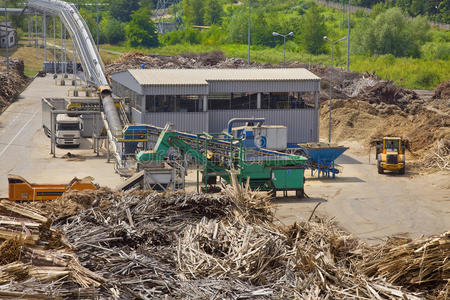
[208,80,320,93]
[141,112,209,133]
[136,109,318,143]
[131,108,142,123]
[209,109,318,143]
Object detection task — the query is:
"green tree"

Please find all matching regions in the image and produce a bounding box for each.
[79,8,97,40]
[182,0,204,25]
[110,0,140,22]
[410,0,425,16]
[126,8,159,47]
[302,5,327,54]
[140,0,156,10]
[353,8,430,57]
[227,8,273,46]
[103,17,126,45]
[203,0,224,25]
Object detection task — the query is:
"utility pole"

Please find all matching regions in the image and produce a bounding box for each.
[43,13,47,62]
[4,0,9,74]
[247,0,250,65]
[96,0,99,51]
[347,0,350,72]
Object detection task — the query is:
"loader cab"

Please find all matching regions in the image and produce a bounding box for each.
[376,137,406,175]
[384,138,402,154]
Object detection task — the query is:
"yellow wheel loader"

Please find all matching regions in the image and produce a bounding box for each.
[375,137,406,175]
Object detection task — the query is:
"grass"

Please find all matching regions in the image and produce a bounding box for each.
[351,55,449,89]
[2,37,448,90]
[0,40,54,77]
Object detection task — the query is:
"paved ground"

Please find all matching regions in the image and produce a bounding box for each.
[273,148,450,243]
[1,76,448,244]
[0,75,123,197]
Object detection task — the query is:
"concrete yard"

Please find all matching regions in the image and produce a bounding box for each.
[274,147,450,243]
[0,75,123,197]
[0,76,448,244]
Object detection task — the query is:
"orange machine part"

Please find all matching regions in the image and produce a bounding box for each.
[7,175,96,201]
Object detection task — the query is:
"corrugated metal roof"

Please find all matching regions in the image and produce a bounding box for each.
[128,68,320,85]
[128,69,209,86]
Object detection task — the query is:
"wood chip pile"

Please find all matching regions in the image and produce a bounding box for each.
[0,184,447,299]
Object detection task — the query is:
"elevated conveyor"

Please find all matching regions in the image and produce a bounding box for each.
[27,0,123,165]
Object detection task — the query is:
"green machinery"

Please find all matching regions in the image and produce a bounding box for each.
[136,128,307,197]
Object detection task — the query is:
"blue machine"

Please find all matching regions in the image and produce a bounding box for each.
[122,125,154,155]
[296,144,348,178]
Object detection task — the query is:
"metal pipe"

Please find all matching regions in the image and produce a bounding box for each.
[227,118,265,134]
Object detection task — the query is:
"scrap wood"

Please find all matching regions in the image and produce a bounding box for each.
[0,201,48,223]
[364,231,450,295]
[0,188,446,298]
[422,138,450,171]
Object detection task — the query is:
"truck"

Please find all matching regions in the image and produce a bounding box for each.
[375,137,406,174]
[42,98,83,147]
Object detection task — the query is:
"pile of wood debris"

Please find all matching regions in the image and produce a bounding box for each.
[422,138,450,171]
[0,201,104,298]
[105,51,260,78]
[0,182,447,298]
[433,81,450,100]
[0,59,28,113]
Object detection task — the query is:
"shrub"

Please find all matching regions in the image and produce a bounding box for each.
[413,70,441,88]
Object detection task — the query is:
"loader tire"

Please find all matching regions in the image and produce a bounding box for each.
[399,167,405,175]
[377,164,384,174]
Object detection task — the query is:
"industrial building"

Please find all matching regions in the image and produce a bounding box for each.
[111,68,320,144]
[0,22,17,48]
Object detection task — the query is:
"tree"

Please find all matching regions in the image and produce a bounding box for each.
[125,8,159,47]
[410,0,425,16]
[302,5,327,54]
[182,0,204,25]
[204,0,224,25]
[104,17,126,45]
[110,0,140,22]
[227,8,273,46]
[140,0,157,10]
[352,8,430,57]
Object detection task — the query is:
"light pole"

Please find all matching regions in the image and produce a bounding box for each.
[272,31,293,66]
[347,0,350,72]
[323,35,347,144]
[4,0,9,74]
[248,0,251,65]
[96,0,99,51]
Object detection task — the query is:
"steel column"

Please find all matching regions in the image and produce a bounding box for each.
[43,13,47,62]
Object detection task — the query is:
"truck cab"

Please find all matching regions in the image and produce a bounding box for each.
[376,137,406,174]
[55,114,82,147]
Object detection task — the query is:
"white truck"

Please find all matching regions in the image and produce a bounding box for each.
[42,98,83,147]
